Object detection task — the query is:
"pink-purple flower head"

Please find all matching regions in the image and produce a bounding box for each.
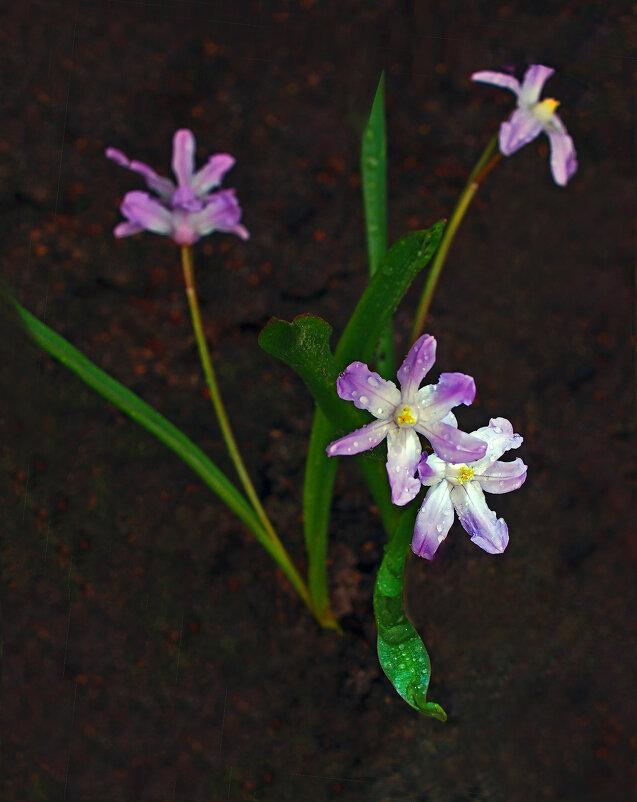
[412,417,527,560]
[472,64,577,186]
[326,334,488,507]
[106,129,249,245]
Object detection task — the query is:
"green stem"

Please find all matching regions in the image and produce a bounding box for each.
[180,246,314,617]
[410,134,501,342]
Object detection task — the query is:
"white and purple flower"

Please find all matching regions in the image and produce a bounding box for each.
[106,129,249,245]
[472,64,577,186]
[326,334,488,507]
[412,417,527,560]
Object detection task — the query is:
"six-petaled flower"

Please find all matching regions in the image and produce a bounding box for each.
[326,334,488,506]
[106,129,249,245]
[412,417,527,559]
[472,64,577,186]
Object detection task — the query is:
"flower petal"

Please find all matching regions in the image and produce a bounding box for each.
[172,129,196,187]
[189,189,249,239]
[519,64,555,106]
[192,154,236,195]
[411,480,454,559]
[417,453,447,486]
[546,118,577,186]
[471,70,521,97]
[475,457,527,494]
[119,191,173,235]
[386,427,422,506]
[451,482,509,554]
[499,108,543,156]
[396,334,436,404]
[468,417,523,475]
[417,420,487,464]
[336,362,401,420]
[105,146,174,199]
[326,419,393,458]
[113,221,144,238]
[416,372,476,422]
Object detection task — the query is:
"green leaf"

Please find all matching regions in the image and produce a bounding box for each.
[13,301,271,548]
[361,71,393,378]
[373,508,447,720]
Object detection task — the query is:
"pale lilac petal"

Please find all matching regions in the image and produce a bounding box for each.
[417,453,447,486]
[411,480,454,559]
[172,129,196,187]
[546,120,578,186]
[519,64,555,105]
[471,70,521,97]
[441,410,457,428]
[189,189,249,240]
[113,221,144,238]
[416,372,476,422]
[105,147,174,199]
[396,334,436,404]
[386,427,421,506]
[468,417,523,475]
[336,362,400,420]
[192,154,236,194]
[475,458,527,494]
[119,191,173,235]
[417,420,487,464]
[326,419,393,458]
[499,108,543,156]
[451,482,509,554]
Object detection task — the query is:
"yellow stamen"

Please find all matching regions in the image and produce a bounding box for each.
[396,405,417,426]
[534,97,560,122]
[458,466,475,485]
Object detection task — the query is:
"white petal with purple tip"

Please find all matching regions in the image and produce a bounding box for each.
[416,372,476,422]
[416,419,487,465]
[499,108,543,156]
[451,483,509,554]
[411,480,454,559]
[417,454,447,486]
[467,417,522,474]
[546,121,578,186]
[475,457,527,494]
[119,191,173,235]
[519,64,555,105]
[336,362,400,420]
[386,427,421,506]
[326,419,393,458]
[396,334,436,404]
[471,70,521,97]
[192,154,236,194]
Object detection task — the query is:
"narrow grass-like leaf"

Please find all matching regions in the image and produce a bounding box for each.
[361,71,392,377]
[374,508,447,720]
[14,302,273,550]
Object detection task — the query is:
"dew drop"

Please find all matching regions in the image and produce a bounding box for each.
[367,376,380,387]
[436,524,443,533]
[377,407,384,415]
[494,426,502,433]
[353,440,359,448]
[359,395,369,405]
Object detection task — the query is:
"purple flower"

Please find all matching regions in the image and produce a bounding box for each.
[472,65,577,186]
[412,417,527,560]
[106,129,249,245]
[326,335,488,507]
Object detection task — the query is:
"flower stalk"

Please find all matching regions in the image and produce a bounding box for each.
[179,245,318,620]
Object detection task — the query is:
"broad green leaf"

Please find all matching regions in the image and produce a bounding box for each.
[374,508,447,720]
[13,302,271,549]
[361,71,393,378]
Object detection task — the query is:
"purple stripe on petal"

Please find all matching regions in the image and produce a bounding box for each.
[386,427,422,506]
[416,372,476,422]
[471,70,521,97]
[520,64,555,105]
[451,483,509,554]
[411,480,454,559]
[336,362,401,420]
[475,458,527,495]
[172,129,196,187]
[546,123,577,186]
[119,191,173,235]
[192,154,236,195]
[326,419,392,458]
[396,334,436,403]
[499,108,543,156]
[417,420,487,465]
[417,453,447,486]
[468,417,522,474]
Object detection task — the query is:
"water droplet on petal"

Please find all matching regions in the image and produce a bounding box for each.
[367,376,380,387]
[377,407,384,415]
[359,395,369,405]
[494,426,502,433]
[353,440,359,448]
[436,524,443,533]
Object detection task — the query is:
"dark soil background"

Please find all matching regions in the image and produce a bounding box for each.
[2,2,634,800]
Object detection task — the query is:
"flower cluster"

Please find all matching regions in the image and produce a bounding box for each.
[327,335,527,560]
[106,129,249,245]
[472,64,577,186]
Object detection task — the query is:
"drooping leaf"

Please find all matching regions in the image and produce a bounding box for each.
[374,508,447,720]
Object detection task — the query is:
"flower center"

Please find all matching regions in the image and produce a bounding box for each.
[457,465,475,485]
[533,97,560,123]
[396,405,417,427]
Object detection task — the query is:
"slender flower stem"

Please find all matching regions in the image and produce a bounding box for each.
[410,134,501,342]
[179,246,316,618]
